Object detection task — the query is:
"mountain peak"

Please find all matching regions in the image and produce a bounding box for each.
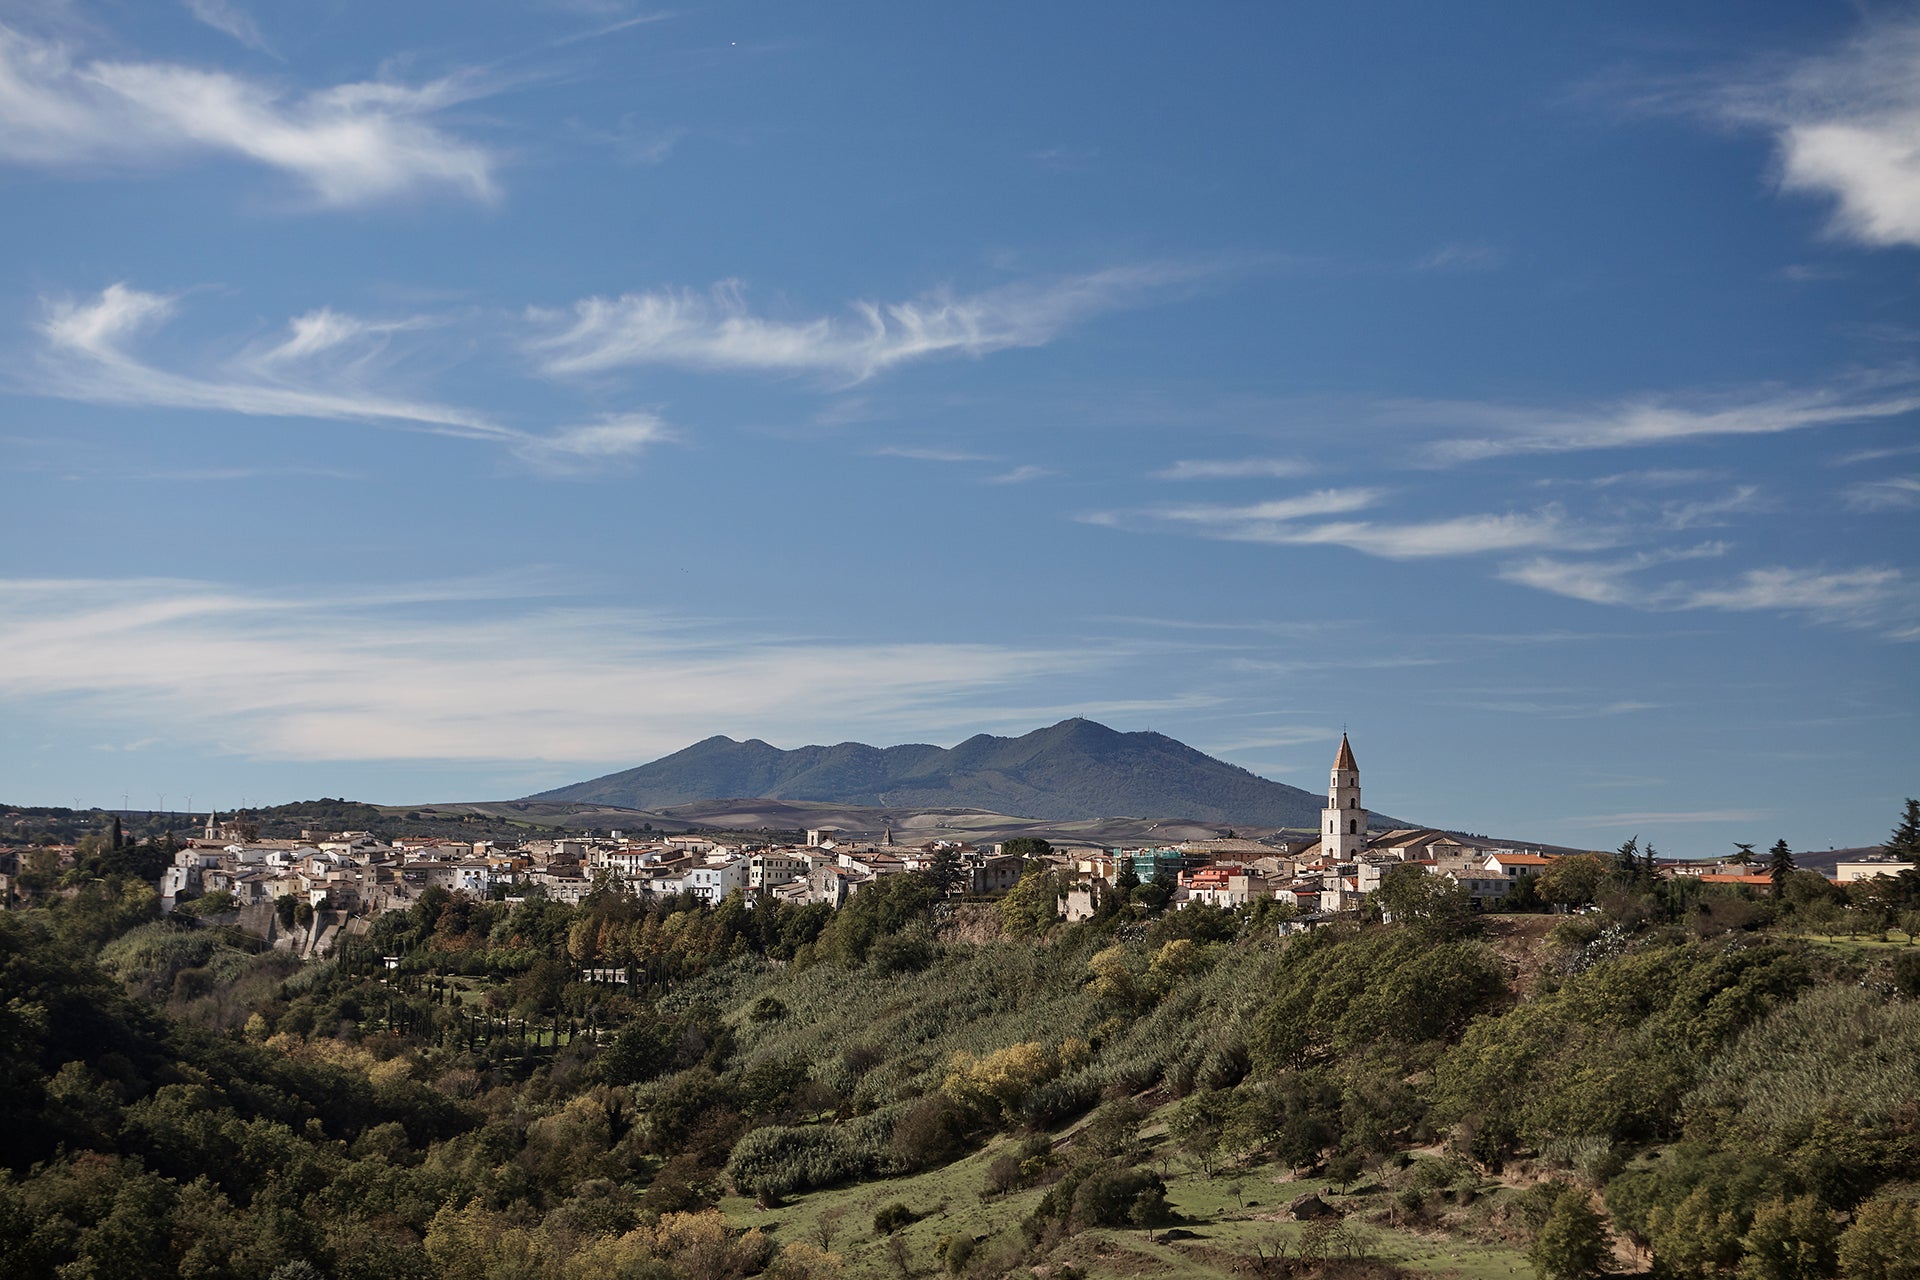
[526,722,1359,828]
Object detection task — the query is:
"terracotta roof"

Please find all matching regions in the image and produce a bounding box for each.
[1334,733,1357,772]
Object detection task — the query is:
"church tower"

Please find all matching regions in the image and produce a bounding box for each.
[1321,734,1368,860]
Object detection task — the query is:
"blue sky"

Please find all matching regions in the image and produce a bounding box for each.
[2,1,1915,855]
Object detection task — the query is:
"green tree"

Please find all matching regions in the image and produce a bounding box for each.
[1614,836,1642,882]
[1530,1185,1611,1280]
[1375,863,1473,937]
[1768,840,1796,899]
[1732,842,1757,869]
[1837,1194,1920,1280]
[924,847,964,896]
[1739,1195,1838,1280]
[1887,799,1920,866]
[1538,853,1610,911]
[998,868,1060,936]
[1648,1186,1743,1277]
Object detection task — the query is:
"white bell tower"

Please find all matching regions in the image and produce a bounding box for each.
[1322,733,1368,860]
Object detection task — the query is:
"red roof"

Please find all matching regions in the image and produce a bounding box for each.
[1334,733,1357,772]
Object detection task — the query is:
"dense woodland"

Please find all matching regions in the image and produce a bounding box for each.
[2,806,1919,1279]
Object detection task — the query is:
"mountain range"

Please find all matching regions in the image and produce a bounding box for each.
[527,718,1391,829]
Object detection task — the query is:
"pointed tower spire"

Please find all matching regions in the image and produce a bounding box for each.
[1322,733,1368,859]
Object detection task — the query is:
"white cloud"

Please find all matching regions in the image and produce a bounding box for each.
[30,285,668,469]
[527,264,1203,384]
[1145,490,1605,559]
[1655,486,1765,530]
[982,465,1053,485]
[1500,543,1731,607]
[513,414,673,473]
[1153,457,1310,481]
[1275,510,1611,559]
[1151,488,1385,526]
[248,307,436,366]
[183,0,276,57]
[1713,17,1920,248]
[1835,442,1920,466]
[1679,566,1909,621]
[1106,490,1610,561]
[36,284,508,439]
[1843,475,1920,511]
[871,445,995,463]
[0,578,1112,764]
[1589,468,1724,488]
[1416,242,1503,272]
[0,24,494,204]
[1503,550,1918,635]
[1408,382,1920,463]
[1570,809,1767,827]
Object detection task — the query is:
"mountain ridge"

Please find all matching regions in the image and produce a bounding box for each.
[526,718,1397,829]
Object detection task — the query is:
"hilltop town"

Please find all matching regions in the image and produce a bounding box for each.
[6,736,1910,959]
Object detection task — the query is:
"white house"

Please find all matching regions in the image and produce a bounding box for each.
[685,856,748,905]
[749,851,812,890]
[1836,855,1909,883]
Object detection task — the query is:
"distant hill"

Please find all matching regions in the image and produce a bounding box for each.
[526,718,1397,829]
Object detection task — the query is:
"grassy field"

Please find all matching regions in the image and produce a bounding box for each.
[1793,931,1919,952]
[718,1107,1537,1279]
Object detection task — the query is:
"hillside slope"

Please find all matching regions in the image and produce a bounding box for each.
[527,718,1373,827]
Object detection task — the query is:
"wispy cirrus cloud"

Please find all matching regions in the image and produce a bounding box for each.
[0,23,495,204]
[1653,486,1767,531]
[1682,566,1911,620]
[1147,488,1385,527]
[526,263,1208,384]
[1406,381,1920,464]
[1842,475,1920,511]
[1500,544,1728,608]
[1112,489,1610,560]
[983,464,1054,485]
[183,0,277,57]
[0,577,1113,764]
[1570,808,1768,827]
[1153,457,1310,481]
[28,284,668,472]
[1415,242,1503,272]
[1504,549,1918,636]
[1835,442,1920,466]
[871,445,996,464]
[1706,15,1920,249]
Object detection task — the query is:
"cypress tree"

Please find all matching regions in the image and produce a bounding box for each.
[1888,799,1920,866]
[1768,839,1796,898]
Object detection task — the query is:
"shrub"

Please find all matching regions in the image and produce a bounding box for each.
[724,1123,881,1199]
[940,1233,975,1274]
[1026,1160,1169,1233]
[891,1094,969,1171]
[1528,1184,1611,1280]
[873,1202,918,1234]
